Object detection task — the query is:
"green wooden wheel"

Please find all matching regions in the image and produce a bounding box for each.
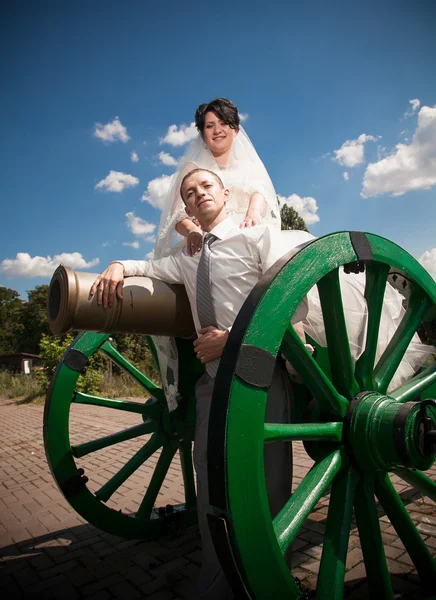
[208,231,436,599]
[44,332,202,539]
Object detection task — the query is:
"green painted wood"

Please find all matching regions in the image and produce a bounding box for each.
[375,473,436,595]
[354,262,390,389]
[281,325,348,418]
[355,477,394,599]
[264,422,343,442]
[273,450,346,554]
[101,339,164,402]
[390,362,436,403]
[95,433,163,502]
[374,290,431,393]
[317,269,359,400]
[74,391,161,417]
[72,419,157,458]
[215,231,436,599]
[395,467,436,502]
[43,331,198,540]
[136,440,179,519]
[316,466,359,600]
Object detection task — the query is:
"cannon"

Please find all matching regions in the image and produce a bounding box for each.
[43,231,436,599]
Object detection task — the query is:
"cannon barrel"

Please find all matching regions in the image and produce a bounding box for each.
[48,265,195,337]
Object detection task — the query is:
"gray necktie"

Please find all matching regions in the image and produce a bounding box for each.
[196,233,219,378]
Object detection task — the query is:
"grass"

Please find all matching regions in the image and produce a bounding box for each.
[0,369,157,404]
[0,371,45,404]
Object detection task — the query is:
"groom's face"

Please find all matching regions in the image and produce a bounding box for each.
[182,171,229,223]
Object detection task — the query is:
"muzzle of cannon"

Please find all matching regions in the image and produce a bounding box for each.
[48,264,195,337]
[43,232,436,599]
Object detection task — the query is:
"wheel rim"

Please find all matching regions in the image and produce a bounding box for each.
[208,231,436,599]
[44,332,200,539]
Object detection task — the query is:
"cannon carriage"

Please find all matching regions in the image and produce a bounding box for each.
[44,231,436,599]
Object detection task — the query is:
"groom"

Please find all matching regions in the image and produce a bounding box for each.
[90,168,309,599]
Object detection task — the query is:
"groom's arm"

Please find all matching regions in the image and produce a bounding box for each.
[90,254,183,308]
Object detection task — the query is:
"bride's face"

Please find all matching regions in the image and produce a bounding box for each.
[202,111,237,157]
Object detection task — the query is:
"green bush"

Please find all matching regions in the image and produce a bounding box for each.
[38,334,102,395]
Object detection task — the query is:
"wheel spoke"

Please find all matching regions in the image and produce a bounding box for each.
[74,391,160,419]
[316,466,360,600]
[273,449,346,554]
[95,433,162,502]
[101,340,165,403]
[178,440,196,509]
[374,289,431,393]
[264,422,342,443]
[317,270,359,400]
[395,467,436,502]
[136,440,178,519]
[375,473,436,594]
[390,362,436,402]
[355,262,390,389]
[355,477,393,599]
[281,325,348,418]
[72,419,158,458]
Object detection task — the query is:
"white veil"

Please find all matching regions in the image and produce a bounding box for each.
[153,126,280,411]
[154,126,280,259]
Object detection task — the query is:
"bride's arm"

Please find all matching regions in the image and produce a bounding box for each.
[173,161,203,255]
[175,218,203,256]
[240,192,267,228]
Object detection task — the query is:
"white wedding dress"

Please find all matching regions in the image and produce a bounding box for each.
[151,129,432,410]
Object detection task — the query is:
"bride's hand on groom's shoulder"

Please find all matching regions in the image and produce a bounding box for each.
[187,231,203,256]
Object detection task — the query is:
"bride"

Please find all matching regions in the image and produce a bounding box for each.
[155,97,280,259]
[153,98,281,410]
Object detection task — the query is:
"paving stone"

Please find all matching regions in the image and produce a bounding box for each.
[1,400,435,600]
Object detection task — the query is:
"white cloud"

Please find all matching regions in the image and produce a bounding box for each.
[145,251,154,259]
[93,117,130,143]
[160,122,197,146]
[95,171,139,192]
[141,174,173,209]
[0,252,100,278]
[278,193,320,225]
[158,151,179,167]
[343,172,350,181]
[362,105,436,198]
[123,241,140,249]
[125,212,156,240]
[404,99,421,118]
[130,151,139,163]
[419,248,436,280]
[332,134,378,168]
[240,113,249,122]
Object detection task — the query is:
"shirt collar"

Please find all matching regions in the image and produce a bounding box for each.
[207,217,236,240]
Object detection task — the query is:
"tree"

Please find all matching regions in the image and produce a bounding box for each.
[17,285,51,354]
[280,203,309,232]
[0,287,24,353]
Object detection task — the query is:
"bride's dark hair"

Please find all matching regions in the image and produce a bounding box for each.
[195,98,240,135]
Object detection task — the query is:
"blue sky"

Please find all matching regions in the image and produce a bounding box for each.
[1,0,435,298]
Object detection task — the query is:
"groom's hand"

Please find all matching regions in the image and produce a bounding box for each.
[193,327,229,363]
[90,262,125,308]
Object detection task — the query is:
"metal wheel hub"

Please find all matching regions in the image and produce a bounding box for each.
[345,391,436,473]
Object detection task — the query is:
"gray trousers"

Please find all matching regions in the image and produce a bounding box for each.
[193,360,293,600]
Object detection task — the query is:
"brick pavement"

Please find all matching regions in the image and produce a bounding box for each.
[0,397,435,599]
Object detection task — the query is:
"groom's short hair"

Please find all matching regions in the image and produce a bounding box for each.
[179,168,225,202]
[195,98,240,135]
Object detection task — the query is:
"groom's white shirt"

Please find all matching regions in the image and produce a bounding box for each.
[120,217,312,333]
